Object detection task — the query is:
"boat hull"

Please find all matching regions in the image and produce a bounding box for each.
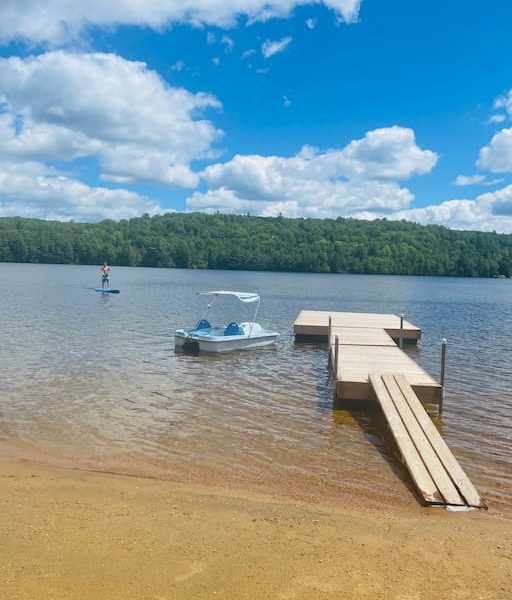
[175,329,278,353]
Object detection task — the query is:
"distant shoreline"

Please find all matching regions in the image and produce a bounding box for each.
[1,260,512,280]
[2,213,512,278]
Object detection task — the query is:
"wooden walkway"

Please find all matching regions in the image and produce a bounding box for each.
[370,374,484,508]
[293,310,485,509]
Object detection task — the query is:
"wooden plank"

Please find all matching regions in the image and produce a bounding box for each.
[381,375,465,506]
[394,374,485,508]
[295,310,421,331]
[293,311,421,341]
[329,327,396,347]
[369,374,443,505]
[337,380,442,405]
[336,346,440,386]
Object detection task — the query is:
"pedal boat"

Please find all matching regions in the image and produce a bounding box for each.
[175,290,279,353]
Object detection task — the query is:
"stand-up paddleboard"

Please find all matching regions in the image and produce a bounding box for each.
[95,288,120,294]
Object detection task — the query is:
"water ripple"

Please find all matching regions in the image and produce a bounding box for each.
[1,264,511,512]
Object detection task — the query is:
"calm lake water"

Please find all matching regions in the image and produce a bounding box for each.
[1,263,511,513]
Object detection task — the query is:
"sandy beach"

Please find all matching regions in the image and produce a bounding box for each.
[1,458,510,600]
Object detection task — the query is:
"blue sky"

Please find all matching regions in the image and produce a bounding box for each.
[1,0,512,231]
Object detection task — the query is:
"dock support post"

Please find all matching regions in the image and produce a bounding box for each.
[440,338,447,414]
[328,316,332,371]
[334,335,340,380]
[399,314,404,349]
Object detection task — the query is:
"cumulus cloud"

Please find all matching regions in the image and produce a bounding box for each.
[187,126,437,218]
[332,126,437,179]
[393,184,512,233]
[0,159,161,221]
[0,0,362,45]
[262,37,293,59]
[0,51,221,187]
[478,128,512,173]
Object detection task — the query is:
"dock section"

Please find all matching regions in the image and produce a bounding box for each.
[294,310,421,343]
[293,310,438,405]
[370,374,484,508]
[293,310,485,509]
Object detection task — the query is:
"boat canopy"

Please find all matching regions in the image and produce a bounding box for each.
[199,290,260,304]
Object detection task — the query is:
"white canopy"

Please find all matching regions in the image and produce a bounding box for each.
[199,290,260,304]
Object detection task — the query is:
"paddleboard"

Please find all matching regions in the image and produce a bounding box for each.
[95,288,120,294]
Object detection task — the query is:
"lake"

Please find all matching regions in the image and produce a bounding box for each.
[0,263,511,513]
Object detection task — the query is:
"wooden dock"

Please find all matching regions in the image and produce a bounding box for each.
[294,310,437,405]
[294,310,421,343]
[371,374,484,508]
[293,310,485,509]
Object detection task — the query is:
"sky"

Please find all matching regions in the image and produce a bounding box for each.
[1,0,512,232]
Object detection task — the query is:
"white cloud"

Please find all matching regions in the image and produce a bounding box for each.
[306,18,317,29]
[188,180,413,218]
[0,1,362,45]
[0,51,222,187]
[212,57,221,66]
[478,128,512,173]
[393,184,512,233]
[333,126,437,179]
[187,126,437,218]
[0,159,161,221]
[453,174,485,186]
[171,59,185,71]
[453,174,505,187]
[241,49,256,60]
[487,89,512,125]
[221,35,234,52]
[493,96,507,110]
[262,37,292,59]
[283,96,292,107]
[493,90,512,116]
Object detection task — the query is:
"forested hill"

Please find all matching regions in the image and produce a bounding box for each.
[1,213,511,278]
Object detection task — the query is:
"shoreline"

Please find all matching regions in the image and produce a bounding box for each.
[1,457,511,600]
[3,436,509,519]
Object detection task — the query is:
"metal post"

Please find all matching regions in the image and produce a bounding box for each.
[399,313,404,349]
[328,316,332,372]
[439,338,447,414]
[334,335,340,380]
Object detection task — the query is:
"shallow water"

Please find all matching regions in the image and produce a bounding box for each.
[0,263,511,512]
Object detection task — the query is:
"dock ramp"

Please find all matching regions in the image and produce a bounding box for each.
[370,373,485,509]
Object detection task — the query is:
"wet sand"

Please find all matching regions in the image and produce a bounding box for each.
[1,458,511,600]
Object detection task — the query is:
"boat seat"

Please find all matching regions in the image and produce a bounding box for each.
[240,322,263,335]
[224,321,243,336]
[195,319,211,330]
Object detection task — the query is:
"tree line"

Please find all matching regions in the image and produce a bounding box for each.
[0,213,511,278]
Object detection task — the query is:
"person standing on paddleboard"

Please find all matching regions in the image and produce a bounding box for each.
[101,262,111,290]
